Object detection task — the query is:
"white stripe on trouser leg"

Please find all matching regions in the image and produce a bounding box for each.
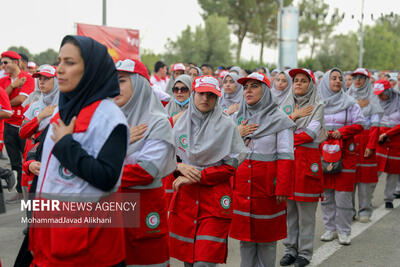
[284,200,318,261]
[321,189,336,232]
[335,190,353,235]
[240,241,276,267]
[358,182,376,217]
[384,173,399,202]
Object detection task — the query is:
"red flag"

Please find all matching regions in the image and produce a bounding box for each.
[77,23,139,62]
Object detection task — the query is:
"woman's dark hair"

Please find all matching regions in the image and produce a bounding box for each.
[330,69,342,77]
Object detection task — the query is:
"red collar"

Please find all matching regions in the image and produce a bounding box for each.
[154,74,166,82]
[50,100,102,133]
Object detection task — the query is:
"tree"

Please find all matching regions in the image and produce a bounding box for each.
[140,49,163,74]
[313,32,358,71]
[301,14,400,71]
[201,14,232,65]
[298,0,343,60]
[163,14,232,67]
[247,0,293,64]
[33,49,58,66]
[363,15,400,70]
[246,1,277,64]
[198,0,259,62]
[164,25,201,65]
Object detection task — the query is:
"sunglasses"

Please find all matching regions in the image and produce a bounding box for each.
[172,87,189,93]
[0,61,9,65]
[352,74,366,80]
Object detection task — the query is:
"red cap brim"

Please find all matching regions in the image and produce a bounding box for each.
[32,72,55,78]
[289,69,315,83]
[373,89,385,95]
[237,77,271,88]
[194,86,221,97]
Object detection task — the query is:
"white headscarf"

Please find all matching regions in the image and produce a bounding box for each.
[271,68,280,76]
[173,92,247,168]
[24,76,59,131]
[318,68,356,114]
[229,66,243,78]
[347,77,383,118]
[281,77,326,140]
[22,79,41,108]
[219,73,243,110]
[120,73,176,176]
[271,71,292,106]
[314,71,324,86]
[264,67,271,79]
[234,82,295,140]
[165,74,192,116]
[379,88,400,115]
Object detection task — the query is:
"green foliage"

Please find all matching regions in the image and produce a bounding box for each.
[246,1,278,64]
[163,14,232,67]
[7,46,58,66]
[33,49,58,66]
[298,0,343,59]
[303,14,400,71]
[238,59,277,72]
[311,33,358,71]
[198,0,259,61]
[363,15,400,70]
[247,0,293,64]
[140,49,163,73]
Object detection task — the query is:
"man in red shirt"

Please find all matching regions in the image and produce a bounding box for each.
[0,51,34,202]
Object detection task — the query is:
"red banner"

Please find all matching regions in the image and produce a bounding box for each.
[77,23,139,62]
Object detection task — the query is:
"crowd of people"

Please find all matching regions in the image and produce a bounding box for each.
[0,35,400,267]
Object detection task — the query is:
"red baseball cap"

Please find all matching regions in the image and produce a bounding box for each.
[172,63,186,72]
[192,75,221,97]
[351,68,370,79]
[32,64,57,78]
[219,70,229,79]
[27,62,37,69]
[115,59,150,82]
[1,51,21,60]
[373,79,392,95]
[237,72,271,88]
[289,68,316,83]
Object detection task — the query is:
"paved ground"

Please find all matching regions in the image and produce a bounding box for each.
[1,161,398,267]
